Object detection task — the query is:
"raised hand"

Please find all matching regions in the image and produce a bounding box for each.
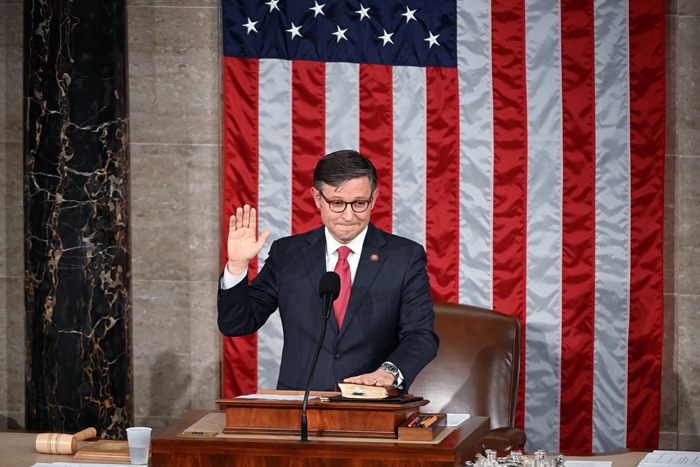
[226,205,270,275]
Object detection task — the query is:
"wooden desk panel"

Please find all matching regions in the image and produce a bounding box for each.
[151,410,490,467]
[217,395,428,438]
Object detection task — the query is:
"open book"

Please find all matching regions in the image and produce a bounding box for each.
[337,382,399,399]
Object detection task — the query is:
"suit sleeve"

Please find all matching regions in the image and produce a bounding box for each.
[383,242,439,390]
[216,241,281,337]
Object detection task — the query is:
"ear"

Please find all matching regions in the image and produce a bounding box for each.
[370,188,379,208]
[310,187,321,208]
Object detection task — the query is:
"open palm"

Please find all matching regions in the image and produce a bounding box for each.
[226,205,270,275]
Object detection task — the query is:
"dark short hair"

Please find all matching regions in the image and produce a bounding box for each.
[313,150,378,192]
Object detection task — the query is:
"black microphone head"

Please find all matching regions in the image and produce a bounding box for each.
[318,271,341,300]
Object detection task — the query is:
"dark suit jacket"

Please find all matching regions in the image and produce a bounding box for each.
[217,223,439,392]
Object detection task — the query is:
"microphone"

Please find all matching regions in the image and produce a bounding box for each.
[318,271,340,320]
[301,271,341,442]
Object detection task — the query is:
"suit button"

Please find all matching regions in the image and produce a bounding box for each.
[334,353,341,360]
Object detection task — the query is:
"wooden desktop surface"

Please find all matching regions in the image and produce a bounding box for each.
[0,427,650,467]
[151,409,490,467]
[0,430,125,466]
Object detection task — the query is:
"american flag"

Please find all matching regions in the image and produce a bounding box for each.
[221,0,665,454]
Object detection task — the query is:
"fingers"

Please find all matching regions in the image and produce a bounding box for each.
[247,204,257,229]
[230,205,256,231]
[257,229,271,248]
[226,205,267,275]
[343,371,391,386]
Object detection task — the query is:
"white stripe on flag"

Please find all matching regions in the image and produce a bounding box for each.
[456,0,493,308]
[392,66,426,246]
[592,0,631,452]
[523,0,563,452]
[257,58,291,389]
[326,62,359,152]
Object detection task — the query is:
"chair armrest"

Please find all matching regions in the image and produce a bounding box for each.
[479,427,527,453]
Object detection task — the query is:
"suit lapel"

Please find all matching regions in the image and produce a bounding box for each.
[300,227,328,297]
[340,224,386,334]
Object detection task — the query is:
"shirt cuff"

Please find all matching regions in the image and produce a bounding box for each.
[220,266,247,290]
[384,361,405,388]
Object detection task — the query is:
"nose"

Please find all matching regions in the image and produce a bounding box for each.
[341,206,355,220]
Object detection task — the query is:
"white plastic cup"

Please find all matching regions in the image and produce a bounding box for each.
[126,427,152,465]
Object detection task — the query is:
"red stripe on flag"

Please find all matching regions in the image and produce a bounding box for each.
[490,0,528,430]
[292,61,326,234]
[559,0,596,452]
[627,0,665,449]
[221,57,260,397]
[359,64,393,232]
[425,67,460,303]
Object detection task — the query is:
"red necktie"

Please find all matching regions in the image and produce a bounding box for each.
[333,246,352,330]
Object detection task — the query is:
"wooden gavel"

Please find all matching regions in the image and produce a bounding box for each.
[35,427,97,455]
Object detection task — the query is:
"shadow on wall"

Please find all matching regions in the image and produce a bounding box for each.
[147,351,191,434]
[0,414,22,430]
[678,374,699,450]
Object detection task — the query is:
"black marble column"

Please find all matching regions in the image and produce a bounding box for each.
[23,0,131,438]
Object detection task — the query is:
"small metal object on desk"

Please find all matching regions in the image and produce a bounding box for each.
[465,449,565,467]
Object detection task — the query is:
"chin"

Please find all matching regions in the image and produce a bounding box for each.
[333,230,359,243]
[337,234,356,243]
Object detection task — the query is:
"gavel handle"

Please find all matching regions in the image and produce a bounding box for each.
[73,427,97,441]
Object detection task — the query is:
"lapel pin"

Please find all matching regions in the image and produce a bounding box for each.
[370,254,379,261]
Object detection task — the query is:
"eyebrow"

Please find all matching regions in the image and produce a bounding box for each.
[320,191,372,201]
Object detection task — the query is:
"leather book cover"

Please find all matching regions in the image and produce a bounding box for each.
[336,382,400,399]
[329,394,423,404]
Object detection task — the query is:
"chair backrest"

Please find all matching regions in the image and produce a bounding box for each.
[408,302,521,429]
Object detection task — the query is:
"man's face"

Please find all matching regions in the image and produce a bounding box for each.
[311,176,378,244]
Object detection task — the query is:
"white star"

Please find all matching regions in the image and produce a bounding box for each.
[310,1,326,17]
[243,17,258,35]
[425,31,440,48]
[402,6,417,23]
[378,29,394,46]
[332,25,348,42]
[286,22,303,40]
[355,4,371,21]
[265,0,280,12]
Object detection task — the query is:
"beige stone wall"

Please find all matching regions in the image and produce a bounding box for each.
[0,0,24,432]
[662,0,700,450]
[126,0,222,431]
[1,0,699,449]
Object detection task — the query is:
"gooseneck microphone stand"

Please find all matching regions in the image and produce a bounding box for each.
[301,272,340,442]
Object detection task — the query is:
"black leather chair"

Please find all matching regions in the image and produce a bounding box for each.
[408,302,527,453]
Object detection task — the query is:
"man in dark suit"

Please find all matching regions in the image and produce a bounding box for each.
[218,149,439,392]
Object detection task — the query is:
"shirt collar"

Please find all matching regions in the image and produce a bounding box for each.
[324,226,368,257]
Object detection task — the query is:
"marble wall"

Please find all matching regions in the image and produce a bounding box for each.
[1,0,699,449]
[23,1,131,436]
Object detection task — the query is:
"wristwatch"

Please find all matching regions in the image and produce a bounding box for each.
[380,362,400,383]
